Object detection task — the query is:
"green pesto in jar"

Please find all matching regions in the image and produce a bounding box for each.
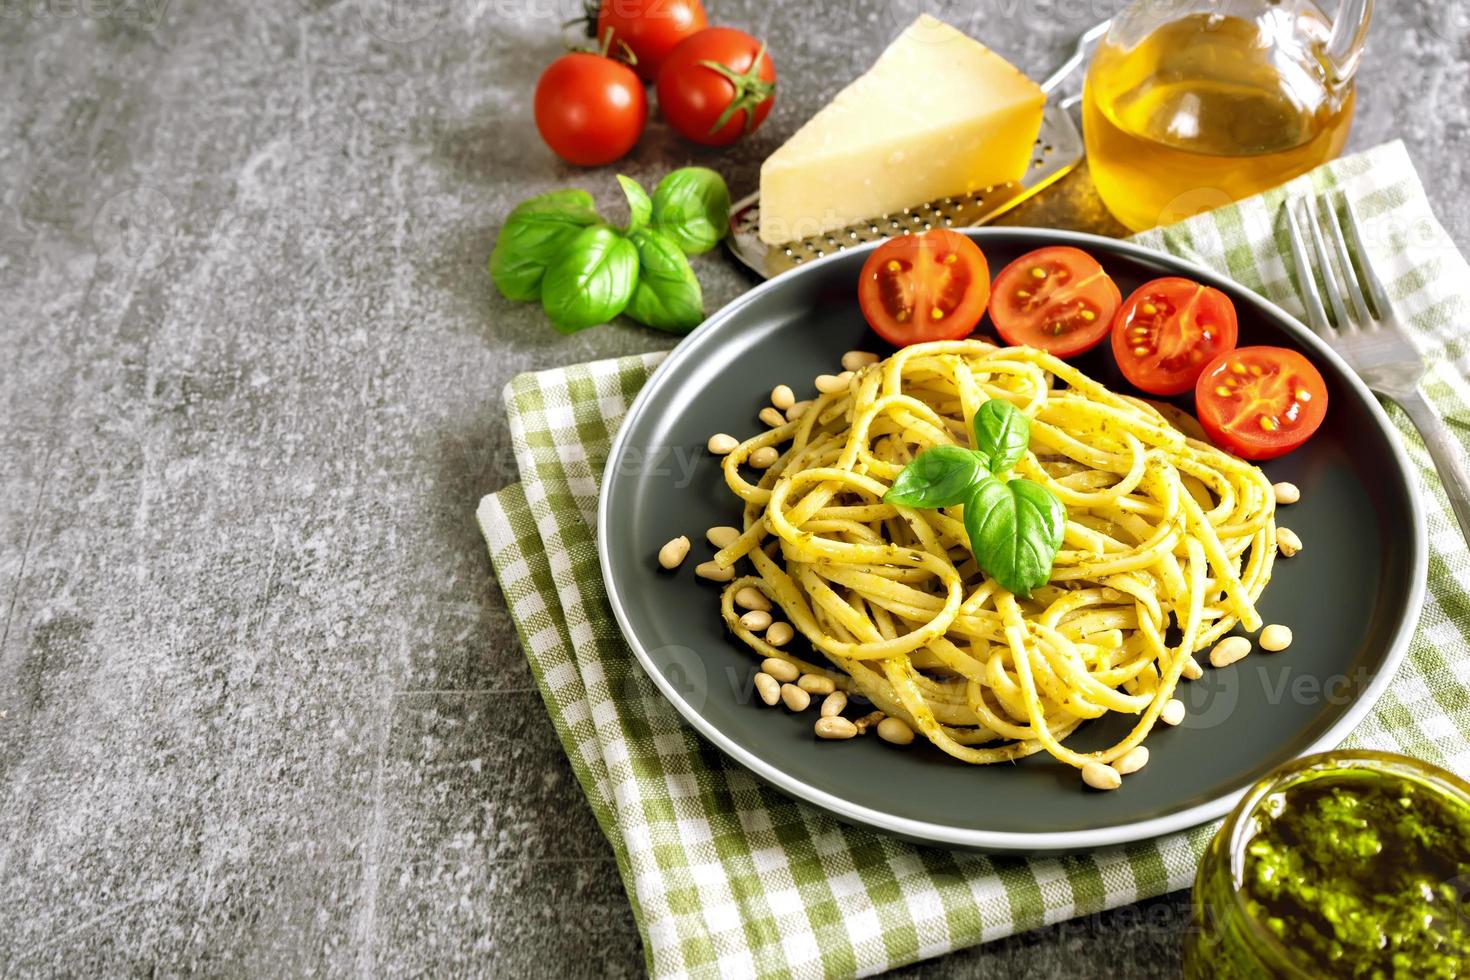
[1241,766,1470,977]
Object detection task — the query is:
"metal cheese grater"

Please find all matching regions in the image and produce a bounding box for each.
[726,21,1110,279]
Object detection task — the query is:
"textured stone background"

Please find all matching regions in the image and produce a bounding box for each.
[1,0,1465,975]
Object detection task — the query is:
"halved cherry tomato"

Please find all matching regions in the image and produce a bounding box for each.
[988,246,1121,357]
[1111,277,1238,395]
[857,230,990,347]
[1195,346,1328,460]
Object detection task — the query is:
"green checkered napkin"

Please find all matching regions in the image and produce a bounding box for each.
[478,140,1470,978]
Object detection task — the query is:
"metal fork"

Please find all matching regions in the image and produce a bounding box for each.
[1284,192,1470,545]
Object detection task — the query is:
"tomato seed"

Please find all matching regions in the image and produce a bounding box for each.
[1030,266,1046,279]
[1214,385,1231,397]
[1079,309,1095,322]
[1259,416,1278,431]
[1296,389,1312,402]
[1140,302,1157,315]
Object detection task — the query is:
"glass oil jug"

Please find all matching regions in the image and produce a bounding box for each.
[1082,0,1373,232]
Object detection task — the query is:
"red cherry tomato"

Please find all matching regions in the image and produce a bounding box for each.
[988,247,1121,357]
[656,28,775,147]
[534,53,647,166]
[1111,277,1239,395]
[597,0,707,82]
[857,230,991,347]
[1194,346,1328,459]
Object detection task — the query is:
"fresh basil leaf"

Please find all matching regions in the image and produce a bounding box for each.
[540,226,639,334]
[624,228,703,333]
[488,189,601,301]
[972,398,1030,474]
[963,477,1066,597]
[883,445,989,509]
[650,167,731,255]
[616,175,652,233]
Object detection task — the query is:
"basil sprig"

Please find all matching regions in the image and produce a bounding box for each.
[650,166,731,255]
[540,226,639,334]
[488,189,600,301]
[488,168,729,335]
[882,399,1067,597]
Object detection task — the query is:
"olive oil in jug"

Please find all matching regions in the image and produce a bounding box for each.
[1082,6,1365,232]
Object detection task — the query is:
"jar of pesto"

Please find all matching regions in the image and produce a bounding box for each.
[1183,750,1470,978]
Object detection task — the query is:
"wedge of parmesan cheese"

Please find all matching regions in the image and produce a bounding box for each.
[758,15,1045,245]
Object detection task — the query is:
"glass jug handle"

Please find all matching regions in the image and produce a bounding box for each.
[1323,0,1373,87]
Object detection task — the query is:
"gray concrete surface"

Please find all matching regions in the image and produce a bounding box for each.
[1,0,1465,975]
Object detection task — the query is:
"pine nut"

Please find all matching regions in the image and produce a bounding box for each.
[758,407,785,428]
[765,622,794,647]
[706,525,740,549]
[657,536,690,569]
[1276,526,1302,557]
[739,610,772,632]
[785,400,812,421]
[1209,635,1252,668]
[1259,624,1293,652]
[734,587,771,612]
[1272,481,1300,505]
[780,683,811,712]
[797,673,835,695]
[815,716,858,739]
[1160,699,1186,726]
[694,560,733,582]
[761,657,799,683]
[770,384,795,410]
[753,672,780,706]
[842,350,880,372]
[750,446,779,469]
[814,372,852,394]
[1114,746,1150,775]
[877,717,914,745]
[1181,655,1203,680]
[820,691,848,717]
[1082,761,1122,791]
[707,433,738,455]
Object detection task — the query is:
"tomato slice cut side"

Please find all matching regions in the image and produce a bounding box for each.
[1111,277,1239,395]
[1194,346,1328,460]
[857,230,991,347]
[988,246,1121,358]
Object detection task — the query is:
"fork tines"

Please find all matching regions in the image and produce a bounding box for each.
[1284,191,1393,334]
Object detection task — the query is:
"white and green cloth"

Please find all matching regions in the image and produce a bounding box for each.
[477,141,1470,978]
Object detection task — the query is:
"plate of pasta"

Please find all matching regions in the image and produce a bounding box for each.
[598,228,1426,852]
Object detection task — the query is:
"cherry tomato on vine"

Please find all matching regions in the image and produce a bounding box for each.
[656,28,776,147]
[857,230,991,347]
[595,0,708,82]
[534,51,647,166]
[1194,346,1328,459]
[988,247,1121,358]
[1111,277,1238,395]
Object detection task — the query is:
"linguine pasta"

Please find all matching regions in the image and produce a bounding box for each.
[712,340,1277,770]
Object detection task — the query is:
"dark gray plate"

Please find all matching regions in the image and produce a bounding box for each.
[597,228,1426,852]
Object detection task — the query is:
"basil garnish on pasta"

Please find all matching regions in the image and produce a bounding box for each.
[883,399,1066,596]
[882,445,989,508]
